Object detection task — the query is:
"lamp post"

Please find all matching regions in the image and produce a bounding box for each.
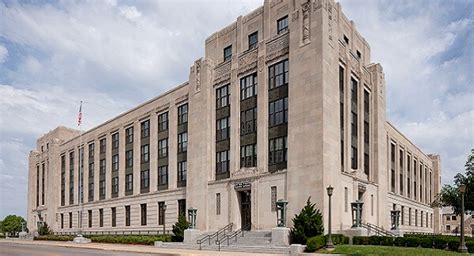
[326,185,334,250]
[458,185,468,253]
[163,204,167,235]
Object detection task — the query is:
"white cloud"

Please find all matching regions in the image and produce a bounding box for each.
[0,44,8,64]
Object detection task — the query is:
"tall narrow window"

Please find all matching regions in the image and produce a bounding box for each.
[339,66,345,170]
[141,144,150,163]
[409,208,412,226]
[111,207,116,227]
[223,45,232,61]
[141,120,150,138]
[216,193,221,215]
[158,112,169,132]
[216,117,230,141]
[271,186,277,211]
[125,205,131,226]
[61,156,66,206]
[126,150,133,167]
[140,203,147,226]
[99,138,106,153]
[269,137,287,165]
[248,31,258,49]
[268,59,289,90]
[61,213,64,229]
[125,173,133,192]
[407,154,411,198]
[216,150,230,177]
[401,206,405,225]
[178,199,186,217]
[240,144,257,168]
[399,149,404,195]
[88,143,95,202]
[178,161,187,185]
[158,166,168,186]
[41,163,45,205]
[69,151,74,205]
[158,202,165,225]
[269,97,288,127]
[390,143,396,193]
[344,187,348,212]
[363,90,370,175]
[178,104,188,125]
[350,78,358,169]
[140,170,150,190]
[240,108,257,135]
[125,127,134,144]
[112,132,119,149]
[277,15,288,34]
[36,165,39,207]
[112,154,119,171]
[240,73,258,100]
[158,139,168,158]
[216,85,230,109]
[69,212,72,228]
[371,194,374,216]
[112,177,119,194]
[177,132,188,153]
[99,209,103,227]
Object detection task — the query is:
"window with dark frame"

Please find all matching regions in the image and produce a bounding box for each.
[112,177,119,194]
[125,205,131,226]
[125,173,133,192]
[88,210,92,228]
[240,73,257,100]
[269,97,288,127]
[178,161,187,183]
[61,155,65,206]
[240,108,257,135]
[339,66,345,170]
[240,144,257,168]
[158,112,169,132]
[112,132,119,149]
[99,138,106,153]
[126,127,133,144]
[111,207,116,227]
[216,150,229,175]
[99,209,103,227]
[141,120,150,138]
[141,144,149,163]
[277,16,288,34]
[269,136,287,165]
[112,154,119,171]
[178,132,188,153]
[350,78,358,169]
[158,166,168,186]
[61,213,64,229]
[216,117,230,142]
[158,138,168,158]
[69,151,74,205]
[178,104,188,125]
[216,85,230,109]
[223,45,232,61]
[216,193,221,215]
[268,59,289,90]
[140,203,147,226]
[158,202,165,225]
[363,89,370,176]
[69,212,72,228]
[126,150,133,167]
[140,170,150,189]
[178,199,186,217]
[248,31,258,49]
[390,143,396,193]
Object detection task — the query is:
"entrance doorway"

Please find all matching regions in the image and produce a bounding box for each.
[239,191,251,230]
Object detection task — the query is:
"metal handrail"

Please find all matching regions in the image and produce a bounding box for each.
[361,222,395,237]
[196,223,233,250]
[216,223,251,251]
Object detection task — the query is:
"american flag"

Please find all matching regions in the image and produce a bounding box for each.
[77,101,83,127]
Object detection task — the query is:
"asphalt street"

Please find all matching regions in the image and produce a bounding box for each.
[0,242,175,256]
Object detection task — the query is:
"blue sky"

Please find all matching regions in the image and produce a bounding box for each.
[0,0,472,219]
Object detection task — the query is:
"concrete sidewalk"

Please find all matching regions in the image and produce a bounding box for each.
[0,239,281,255]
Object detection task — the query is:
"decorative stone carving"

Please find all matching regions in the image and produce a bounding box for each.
[302,1,311,43]
[276,4,288,17]
[175,94,189,106]
[194,59,201,92]
[271,0,283,8]
[238,49,258,76]
[327,1,334,43]
[265,33,289,63]
[291,10,299,22]
[232,167,258,178]
[214,61,231,85]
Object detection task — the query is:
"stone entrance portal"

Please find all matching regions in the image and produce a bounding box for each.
[239,190,251,230]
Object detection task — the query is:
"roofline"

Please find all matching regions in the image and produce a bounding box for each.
[386,120,433,161]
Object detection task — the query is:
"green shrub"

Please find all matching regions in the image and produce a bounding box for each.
[326,234,349,245]
[380,236,393,246]
[172,214,190,242]
[368,235,381,245]
[306,235,325,252]
[38,222,52,236]
[34,235,74,241]
[353,236,369,245]
[290,197,324,244]
[393,237,406,247]
[433,236,450,250]
[466,240,474,253]
[34,234,171,245]
[447,239,460,251]
[404,236,420,247]
[419,236,433,248]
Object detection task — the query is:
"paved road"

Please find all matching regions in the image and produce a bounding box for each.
[0,242,175,256]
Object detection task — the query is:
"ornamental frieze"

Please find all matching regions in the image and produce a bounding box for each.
[265,33,289,63]
[238,49,258,76]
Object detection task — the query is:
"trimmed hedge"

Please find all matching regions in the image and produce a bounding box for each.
[327,234,350,245]
[306,235,325,252]
[34,234,171,245]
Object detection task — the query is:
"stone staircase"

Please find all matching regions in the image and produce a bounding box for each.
[156,230,289,254]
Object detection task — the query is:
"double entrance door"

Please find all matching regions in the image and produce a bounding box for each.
[239,191,251,231]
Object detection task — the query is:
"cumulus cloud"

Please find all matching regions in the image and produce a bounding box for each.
[0,44,7,64]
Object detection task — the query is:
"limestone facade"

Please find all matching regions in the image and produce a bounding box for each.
[27,0,442,235]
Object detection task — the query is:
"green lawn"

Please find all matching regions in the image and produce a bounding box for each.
[317,245,466,255]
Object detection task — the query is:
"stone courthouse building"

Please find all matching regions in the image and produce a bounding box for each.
[27,0,443,236]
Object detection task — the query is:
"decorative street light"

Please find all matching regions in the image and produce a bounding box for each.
[458,185,468,253]
[326,185,334,250]
[188,208,197,229]
[163,204,167,235]
[276,200,288,227]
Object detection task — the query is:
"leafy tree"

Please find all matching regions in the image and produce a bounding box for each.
[432,149,474,214]
[1,215,26,236]
[38,222,52,236]
[290,197,324,244]
[172,214,190,242]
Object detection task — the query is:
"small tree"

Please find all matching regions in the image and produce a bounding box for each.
[172,214,190,242]
[1,215,26,237]
[290,197,324,244]
[38,222,52,236]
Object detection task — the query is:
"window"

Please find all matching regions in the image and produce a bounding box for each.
[446,225,451,231]
[421,210,423,227]
[415,209,418,226]
[363,90,370,175]
[69,212,72,228]
[158,202,165,225]
[61,213,64,229]
[141,120,150,138]
[223,45,232,61]
[141,144,149,163]
[407,154,412,198]
[112,154,119,171]
[447,216,451,221]
[343,35,349,45]
[99,138,106,153]
[69,152,74,205]
[268,59,289,90]
[356,50,361,59]
[271,186,277,212]
[125,174,133,192]
[351,78,358,169]
[269,137,287,165]
[240,108,257,135]
[248,31,258,49]
[126,150,133,167]
[111,207,116,227]
[178,132,188,153]
[41,163,45,205]
[140,170,150,189]
[61,156,66,206]
[178,199,186,217]
[216,85,230,109]
[99,209,103,227]
[112,177,118,194]
[216,150,230,174]
[88,210,92,228]
[409,208,412,226]
[452,215,457,221]
[158,166,168,186]
[36,165,39,207]
[89,143,95,158]
[100,159,106,175]
[158,139,168,158]
[126,127,133,144]
[99,180,106,198]
[140,203,147,226]
[240,73,257,100]
[178,161,187,183]
[178,104,188,125]
[269,97,288,127]
[371,194,374,216]
[339,66,345,170]
[344,187,348,212]
[158,112,168,132]
[240,144,257,168]
[125,206,131,226]
[216,193,221,215]
[401,206,405,225]
[216,117,230,141]
[88,162,94,178]
[112,132,119,149]
[277,15,288,34]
